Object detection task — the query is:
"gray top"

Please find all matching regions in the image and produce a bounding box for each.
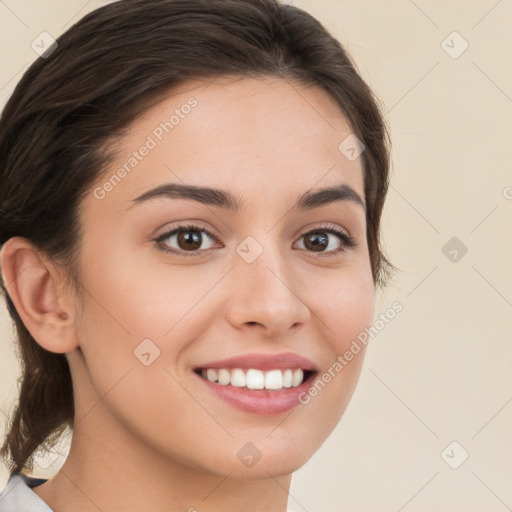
[0,473,52,511]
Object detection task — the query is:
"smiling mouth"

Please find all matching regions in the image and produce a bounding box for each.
[194,367,316,391]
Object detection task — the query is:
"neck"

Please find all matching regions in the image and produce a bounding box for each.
[32,403,292,512]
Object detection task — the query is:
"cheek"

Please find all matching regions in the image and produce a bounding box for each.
[300,267,374,422]
[74,243,230,399]
[333,281,374,350]
[311,264,375,350]
[79,234,215,338]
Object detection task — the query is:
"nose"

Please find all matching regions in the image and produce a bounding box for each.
[223,243,311,339]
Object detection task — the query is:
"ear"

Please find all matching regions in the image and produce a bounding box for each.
[0,236,78,354]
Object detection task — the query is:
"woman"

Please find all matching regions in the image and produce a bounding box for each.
[0,0,393,510]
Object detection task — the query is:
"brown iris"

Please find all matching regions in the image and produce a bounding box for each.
[303,231,328,252]
[177,228,203,251]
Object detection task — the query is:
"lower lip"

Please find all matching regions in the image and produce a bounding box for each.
[194,371,315,414]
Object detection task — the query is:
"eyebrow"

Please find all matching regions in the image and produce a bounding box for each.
[130,182,365,212]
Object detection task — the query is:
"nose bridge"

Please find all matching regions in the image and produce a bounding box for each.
[224,232,310,336]
[237,231,290,289]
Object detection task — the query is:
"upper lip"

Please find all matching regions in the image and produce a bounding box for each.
[194,352,317,372]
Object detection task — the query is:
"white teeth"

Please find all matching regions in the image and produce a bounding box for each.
[265,369,283,389]
[199,367,308,390]
[206,369,218,382]
[246,369,265,389]
[292,369,303,387]
[218,369,231,385]
[283,369,293,388]
[230,368,246,387]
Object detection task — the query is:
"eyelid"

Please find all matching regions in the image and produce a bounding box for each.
[296,222,354,241]
[154,220,218,241]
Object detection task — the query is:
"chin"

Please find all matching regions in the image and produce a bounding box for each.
[195,425,328,480]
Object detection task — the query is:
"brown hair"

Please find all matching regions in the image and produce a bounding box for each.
[0,0,394,476]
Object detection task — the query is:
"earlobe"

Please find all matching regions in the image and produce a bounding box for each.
[0,236,78,354]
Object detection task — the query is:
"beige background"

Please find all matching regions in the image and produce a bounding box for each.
[1,1,511,510]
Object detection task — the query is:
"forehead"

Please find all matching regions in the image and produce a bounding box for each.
[90,76,365,213]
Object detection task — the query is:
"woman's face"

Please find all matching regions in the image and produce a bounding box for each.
[69,76,375,478]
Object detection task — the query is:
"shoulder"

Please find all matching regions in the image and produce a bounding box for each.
[0,472,52,511]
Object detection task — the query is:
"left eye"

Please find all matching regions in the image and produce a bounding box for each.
[294,228,354,253]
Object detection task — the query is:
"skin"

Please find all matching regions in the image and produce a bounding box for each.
[1,76,375,512]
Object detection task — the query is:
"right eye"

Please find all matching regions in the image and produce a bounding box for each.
[155,224,221,257]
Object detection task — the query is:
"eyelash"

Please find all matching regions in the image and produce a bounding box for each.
[154,223,357,258]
